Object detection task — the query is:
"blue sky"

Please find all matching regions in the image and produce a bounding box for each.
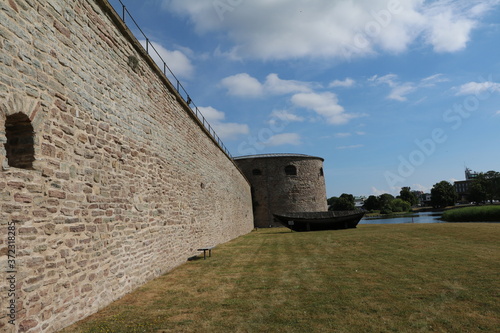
[108,0,500,198]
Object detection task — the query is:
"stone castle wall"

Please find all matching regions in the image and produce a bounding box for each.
[234,154,327,227]
[0,1,253,332]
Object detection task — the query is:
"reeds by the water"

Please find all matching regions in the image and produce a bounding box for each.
[442,205,500,222]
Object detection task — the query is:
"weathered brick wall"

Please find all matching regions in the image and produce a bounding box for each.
[234,154,327,227]
[0,1,253,332]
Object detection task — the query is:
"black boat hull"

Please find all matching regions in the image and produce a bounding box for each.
[273,211,365,232]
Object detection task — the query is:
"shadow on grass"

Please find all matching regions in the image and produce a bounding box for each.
[253,229,294,234]
[255,228,355,235]
[187,255,204,261]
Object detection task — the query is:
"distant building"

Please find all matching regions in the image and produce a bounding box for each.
[354,196,366,208]
[412,190,424,206]
[455,180,470,202]
[421,193,432,206]
[465,167,479,180]
[454,167,479,203]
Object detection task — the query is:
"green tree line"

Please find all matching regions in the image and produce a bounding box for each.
[327,170,500,213]
[467,171,500,204]
[430,170,500,207]
[327,193,355,211]
[328,187,417,214]
[362,189,413,214]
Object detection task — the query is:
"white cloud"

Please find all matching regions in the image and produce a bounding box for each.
[139,40,194,79]
[214,123,250,140]
[199,105,225,122]
[336,144,364,150]
[197,106,249,140]
[456,81,500,96]
[329,78,355,88]
[420,73,449,87]
[411,183,429,192]
[269,110,304,123]
[220,73,264,97]
[220,74,360,125]
[424,10,474,53]
[387,83,416,101]
[162,0,498,61]
[220,73,312,97]
[264,73,313,94]
[371,186,401,196]
[263,133,302,147]
[370,73,449,101]
[334,131,365,138]
[369,74,415,101]
[370,186,387,196]
[369,74,398,85]
[291,92,356,125]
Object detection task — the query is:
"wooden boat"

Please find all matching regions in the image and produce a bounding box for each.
[273,210,365,232]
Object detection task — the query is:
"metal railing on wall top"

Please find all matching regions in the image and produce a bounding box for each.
[115,0,232,158]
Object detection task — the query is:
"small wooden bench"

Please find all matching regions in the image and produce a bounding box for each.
[197,246,214,260]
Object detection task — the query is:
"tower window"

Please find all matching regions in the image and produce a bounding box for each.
[320,168,324,176]
[4,113,35,169]
[252,168,262,176]
[285,165,297,176]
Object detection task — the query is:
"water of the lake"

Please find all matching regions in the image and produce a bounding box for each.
[360,211,444,225]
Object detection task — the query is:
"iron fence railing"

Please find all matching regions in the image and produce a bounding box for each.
[116,0,232,158]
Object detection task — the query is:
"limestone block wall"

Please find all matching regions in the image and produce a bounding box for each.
[234,154,327,228]
[0,1,253,332]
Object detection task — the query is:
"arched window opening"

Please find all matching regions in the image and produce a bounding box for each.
[5,113,35,169]
[252,168,262,176]
[285,165,297,176]
[320,168,324,176]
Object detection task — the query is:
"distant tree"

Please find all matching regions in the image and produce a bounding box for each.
[327,196,338,207]
[364,193,410,214]
[378,193,395,214]
[333,197,355,210]
[380,204,392,214]
[363,195,380,211]
[477,171,500,203]
[340,193,354,203]
[430,181,457,208]
[379,193,395,208]
[468,182,487,204]
[390,198,411,212]
[328,193,355,211]
[398,187,418,206]
[492,172,500,201]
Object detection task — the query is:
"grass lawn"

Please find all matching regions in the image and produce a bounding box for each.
[60,223,499,333]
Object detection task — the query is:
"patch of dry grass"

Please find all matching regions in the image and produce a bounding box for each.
[60,223,500,333]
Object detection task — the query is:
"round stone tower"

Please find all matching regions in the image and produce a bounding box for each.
[234,153,328,227]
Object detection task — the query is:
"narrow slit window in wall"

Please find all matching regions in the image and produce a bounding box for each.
[4,113,35,169]
[285,165,297,176]
[252,169,262,176]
